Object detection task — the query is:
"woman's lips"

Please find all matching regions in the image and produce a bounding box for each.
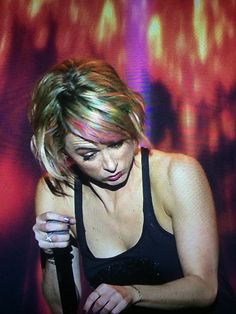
[106,171,123,182]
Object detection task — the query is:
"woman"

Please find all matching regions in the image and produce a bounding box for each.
[29,59,235,313]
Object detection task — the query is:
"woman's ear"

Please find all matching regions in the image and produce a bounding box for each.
[133,140,140,155]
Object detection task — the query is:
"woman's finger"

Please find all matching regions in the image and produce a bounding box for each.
[83,284,131,314]
[34,227,71,249]
[40,220,70,233]
[36,211,76,225]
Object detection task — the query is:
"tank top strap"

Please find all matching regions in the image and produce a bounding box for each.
[141,147,162,233]
[74,177,88,254]
[141,147,153,211]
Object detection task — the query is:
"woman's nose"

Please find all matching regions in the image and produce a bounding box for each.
[102,151,117,173]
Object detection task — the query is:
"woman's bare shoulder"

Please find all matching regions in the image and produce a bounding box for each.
[35,175,74,216]
[150,149,212,214]
[149,149,200,178]
[149,149,204,212]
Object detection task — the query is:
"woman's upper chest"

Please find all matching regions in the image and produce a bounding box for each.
[81,180,144,257]
[78,158,174,257]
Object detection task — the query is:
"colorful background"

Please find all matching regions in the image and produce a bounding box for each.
[0,0,235,313]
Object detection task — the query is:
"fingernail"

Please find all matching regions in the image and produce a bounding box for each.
[63,216,70,223]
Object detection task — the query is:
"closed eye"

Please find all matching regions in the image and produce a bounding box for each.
[108,140,124,149]
[82,151,98,161]
[74,148,98,161]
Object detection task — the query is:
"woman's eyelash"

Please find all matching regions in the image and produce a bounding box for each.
[83,153,96,161]
[78,141,124,160]
[109,140,124,148]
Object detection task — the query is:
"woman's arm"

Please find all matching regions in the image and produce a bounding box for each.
[135,154,218,309]
[33,177,80,314]
[83,154,219,313]
[41,245,80,314]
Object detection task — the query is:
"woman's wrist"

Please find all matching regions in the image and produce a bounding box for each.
[43,248,54,255]
[40,248,55,266]
[130,285,142,303]
[47,255,55,265]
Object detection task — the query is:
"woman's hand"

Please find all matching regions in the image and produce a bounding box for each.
[83,283,141,313]
[33,211,76,250]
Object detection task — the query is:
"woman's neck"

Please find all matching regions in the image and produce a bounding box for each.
[88,152,142,214]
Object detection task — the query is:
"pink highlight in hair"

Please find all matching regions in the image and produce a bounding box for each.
[69,119,127,143]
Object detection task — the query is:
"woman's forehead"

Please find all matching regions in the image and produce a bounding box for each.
[65,132,97,146]
[65,132,125,147]
[66,124,127,144]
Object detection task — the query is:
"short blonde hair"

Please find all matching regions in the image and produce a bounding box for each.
[29,58,148,195]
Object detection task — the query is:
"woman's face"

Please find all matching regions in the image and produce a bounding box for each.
[65,133,137,186]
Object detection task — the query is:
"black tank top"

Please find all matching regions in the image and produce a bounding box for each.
[74,148,236,313]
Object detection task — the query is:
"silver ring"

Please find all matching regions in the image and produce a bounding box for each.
[46,232,54,242]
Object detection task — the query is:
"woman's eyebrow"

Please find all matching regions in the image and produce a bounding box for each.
[74,146,99,153]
